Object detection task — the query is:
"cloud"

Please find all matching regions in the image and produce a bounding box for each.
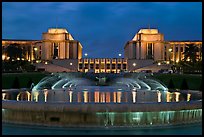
[2,2,202,57]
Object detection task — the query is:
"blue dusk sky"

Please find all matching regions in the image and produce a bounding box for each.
[2,2,202,58]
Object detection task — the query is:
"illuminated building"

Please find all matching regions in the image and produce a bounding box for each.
[42,28,82,60]
[2,27,202,73]
[124,29,164,61]
[78,58,128,73]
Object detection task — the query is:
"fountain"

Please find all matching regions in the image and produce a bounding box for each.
[2,72,202,128]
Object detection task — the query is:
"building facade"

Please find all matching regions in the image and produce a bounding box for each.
[2,27,202,73]
[42,28,82,60]
[124,29,164,61]
[78,58,128,73]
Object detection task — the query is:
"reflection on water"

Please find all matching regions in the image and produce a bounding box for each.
[2,88,200,103]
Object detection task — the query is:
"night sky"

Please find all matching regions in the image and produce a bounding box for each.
[2,2,202,58]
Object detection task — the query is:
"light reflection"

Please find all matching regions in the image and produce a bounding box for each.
[2,93,6,100]
[175,92,180,102]
[187,93,191,102]
[117,92,121,103]
[157,91,161,102]
[83,91,88,103]
[94,91,100,103]
[132,91,137,103]
[44,90,48,102]
[69,91,73,103]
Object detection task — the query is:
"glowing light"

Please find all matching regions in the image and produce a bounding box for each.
[133,63,136,67]
[69,91,73,103]
[157,91,162,102]
[175,92,180,102]
[84,53,88,57]
[17,58,20,60]
[94,91,100,103]
[2,55,6,60]
[34,47,38,51]
[187,93,191,102]
[83,91,88,103]
[166,61,170,64]
[70,62,73,66]
[157,62,161,66]
[118,53,122,57]
[44,90,48,102]
[2,93,6,100]
[169,48,172,52]
[132,91,137,103]
[117,92,122,103]
[45,61,48,64]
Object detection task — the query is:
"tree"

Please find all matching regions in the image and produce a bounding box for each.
[183,44,199,65]
[6,43,23,61]
[180,78,189,90]
[168,79,175,89]
[12,76,20,89]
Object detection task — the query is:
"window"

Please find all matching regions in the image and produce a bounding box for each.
[53,43,59,59]
[117,64,121,69]
[180,47,183,52]
[90,64,94,69]
[123,64,127,69]
[96,64,99,69]
[147,43,153,59]
[107,64,110,69]
[79,63,83,69]
[176,47,178,52]
[112,64,116,69]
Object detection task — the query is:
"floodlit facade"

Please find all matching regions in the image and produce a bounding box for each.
[164,41,202,63]
[124,29,165,61]
[78,58,128,73]
[42,28,82,60]
[2,27,202,73]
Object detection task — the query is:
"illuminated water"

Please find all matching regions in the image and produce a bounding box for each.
[2,123,202,135]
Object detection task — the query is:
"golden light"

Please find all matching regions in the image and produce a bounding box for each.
[2,55,6,60]
[34,47,38,51]
[169,48,172,52]
[157,62,161,66]
[22,58,25,61]
[45,61,48,65]
[157,91,162,102]
[7,57,10,60]
[175,92,180,102]
[176,60,179,63]
[187,93,191,102]
[166,61,170,64]
[17,58,20,60]
[133,63,136,67]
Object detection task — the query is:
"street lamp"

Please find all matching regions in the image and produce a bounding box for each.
[34,47,38,51]
[118,53,122,57]
[84,53,88,58]
[132,63,136,72]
